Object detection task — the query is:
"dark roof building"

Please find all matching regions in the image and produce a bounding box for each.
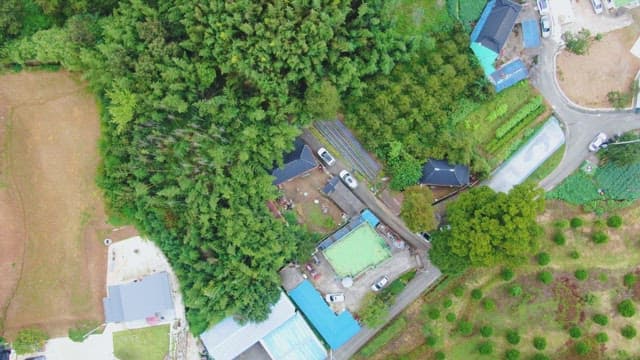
[475,0,522,53]
[419,159,470,187]
[103,271,175,323]
[272,139,317,185]
[0,345,10,360]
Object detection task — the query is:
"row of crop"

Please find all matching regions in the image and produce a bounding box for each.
[485,103,508,123]
[495,96,543,139]
[486,103,545,155]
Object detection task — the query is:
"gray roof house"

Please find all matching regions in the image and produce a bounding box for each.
[476,0,522,53]
[103,271,175,323]
[419,159,470,187]
[272,138,317,185]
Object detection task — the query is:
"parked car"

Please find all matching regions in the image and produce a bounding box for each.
[317,147,336,166]
[588,132,608,152]
[537,0,549,15]
[371,275,389,292]
[339,170,358,189]
[591,0,604,14]
[540,15,551,38]
[325,292,345,303]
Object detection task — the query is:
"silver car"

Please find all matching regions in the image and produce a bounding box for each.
[371,276,389,292]
[325,293,345,303]
[317,147,336,166]
[588,132,608,152]
[540,15,551,38]
[339,170,358,189]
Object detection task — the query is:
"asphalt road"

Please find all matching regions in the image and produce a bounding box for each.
[530,39,640,190]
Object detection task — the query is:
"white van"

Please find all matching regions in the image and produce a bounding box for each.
[591,0,604,14]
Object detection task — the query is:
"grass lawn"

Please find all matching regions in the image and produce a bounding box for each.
[385,0,454,39]
[358,201,640,359]
[113,325,170,360]
[300,202,336,234]
[528,144,565,184]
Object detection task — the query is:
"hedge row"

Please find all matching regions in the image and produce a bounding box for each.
[495,96,543,139]
[487,104,545,155]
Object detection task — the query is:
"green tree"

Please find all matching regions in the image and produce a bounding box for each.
[400,185,436,231]
[304,80,341,120]
[595,332,608,343]
[574,269,588,281]
[607,215,623,228]
[509,285,522,297]
[563,28,591,55]
[553,232,566,245]
[569,326,582,338]
[359,293,389,328]
[624,273,638,288]
[602,133,640,165]
[575,341,590,355]
[506,329,520,345]
[478,341,493,355]
[592,314,608,326]
[533,336,547,350]
[621,325,637,339]
[570,217,583,228]
[501,268,514,281]
[538,270,553,284]
[537,252,550,266]
[480,325,493,338]
[618,299,636,318]
[457,320,473,336]
[471,288,483,300]
[505,348,520,360]
[12,328,48,354]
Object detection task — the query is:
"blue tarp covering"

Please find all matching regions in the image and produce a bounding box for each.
[470,0,496,43]
[522,19,541,48]
[288,280,361,349]
[491,59,529,92]
[262,313,327,360]
[361,209,379,228]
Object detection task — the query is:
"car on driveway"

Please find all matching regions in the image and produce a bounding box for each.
[591,0,604,14]
[339,170,358,189]
[371,275,389,292]
[540,15,551,38]
[317,147,336,166]
[325,292,345,303]
[588,132,608,152]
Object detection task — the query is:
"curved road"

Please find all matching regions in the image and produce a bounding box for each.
[531,40,640,190]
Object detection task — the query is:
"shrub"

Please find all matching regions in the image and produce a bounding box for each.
[595,332,608,343]
[478,341,493,355]
[458,320,473,336]
[531,354,550,360]
[570,217,584,228]
[453,286,464,297]
[607,215,623,228]
[584,293,597,305]
[569,250,580,259]
[483,298,496,311]
[574,269,588,281]
[480,325,493,338]
[425,335,437,347]
[533,336,547,350]
[624,273,638,288]
[471,288,483,300]
[12,328,49,355]
[501,268,515,281]
[575,341,590,355]
[435,351,445,360]
[509,285,523,297]
[506,329,521,345]
[505,349,520,360]
[554,219,570,229]
[553,232,566,245]
[618,299,636,317]
[621,325,637,339]
[592,231,608,244]
[427,308,440,320]
[446,312,456,322]
[569,326,582,338]
[538,271,553,285]
[592,314,608,326]
[537,252,551,266]
[607,91,631,110]
[563,28,591,55]
[443,298,453,308]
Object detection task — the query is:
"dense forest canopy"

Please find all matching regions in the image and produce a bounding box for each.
[2,0,408,334]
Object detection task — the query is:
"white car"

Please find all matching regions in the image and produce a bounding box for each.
[371,276,389,292]
[591,0,604,14]
[588,132,608,152]
[339,170,358,189]
[317,147,336,166]
[540,15,551,38]
[325,293,345,303]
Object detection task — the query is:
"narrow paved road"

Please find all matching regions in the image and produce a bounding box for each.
[531,39,640,190]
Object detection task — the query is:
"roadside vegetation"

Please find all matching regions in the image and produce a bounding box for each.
[358,202,640,359]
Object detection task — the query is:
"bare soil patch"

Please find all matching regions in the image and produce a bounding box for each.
[557,24,640,108]
[0,71,131,338]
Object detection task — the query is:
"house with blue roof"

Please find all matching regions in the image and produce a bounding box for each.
[470,0,529,92]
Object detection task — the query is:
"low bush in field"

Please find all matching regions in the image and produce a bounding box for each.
[553,232,566,245]
[595,332,608,343]
[570,217,584,228]
[618,299,636,317]
[539,271,553,284]
[533,336,547,350]
[592,231,608,244]
[505,349,520,360]
[446,312,456,322]
[501,268,514,281]
[537,252,551,265]
[471,288,483,300]
[575,341,591,355]
[506,329,521,345]
[621,325,637,339]
[359,317,407,357]
[575,269,588,281]
[607,215,623,228]
[478,341,493,355]
[592,314,608,326]
[569,326,582,338]
[480,325,493,338]
[624,273,638,288]
[457,320,473,336]
[443,298,453,308]
[569,250,580,259]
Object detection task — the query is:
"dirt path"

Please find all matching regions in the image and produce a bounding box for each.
[557,24,640,108]
[0,71,135,338]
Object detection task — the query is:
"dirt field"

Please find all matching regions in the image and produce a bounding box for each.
[0,71,135,339]
[557,22,640,108]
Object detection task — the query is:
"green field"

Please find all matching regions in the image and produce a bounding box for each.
[113,325,170,360]
[323,224,391,277]
[386,0,454,39]
[357,203,640,359]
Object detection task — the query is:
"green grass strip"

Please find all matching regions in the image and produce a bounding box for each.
[360,317,408,357]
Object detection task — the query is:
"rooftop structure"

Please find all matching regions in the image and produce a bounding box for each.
[419,159,470,187]
[272,138,317,185]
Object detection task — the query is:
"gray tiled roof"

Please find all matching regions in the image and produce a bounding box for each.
[272,138,317,185]
[477,0,522,53]
[103,271,174,323]
[420,159,470,187]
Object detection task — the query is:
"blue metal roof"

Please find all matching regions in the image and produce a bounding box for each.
[361,209,379,228]
[103,272,174,323]
[262,313,327,360]
[522,19,541,48]
[288,280,360,349]
[491,59,529,92]
[272,138,317,185]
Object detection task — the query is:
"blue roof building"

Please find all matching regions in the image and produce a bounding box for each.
[103,271,175,323]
